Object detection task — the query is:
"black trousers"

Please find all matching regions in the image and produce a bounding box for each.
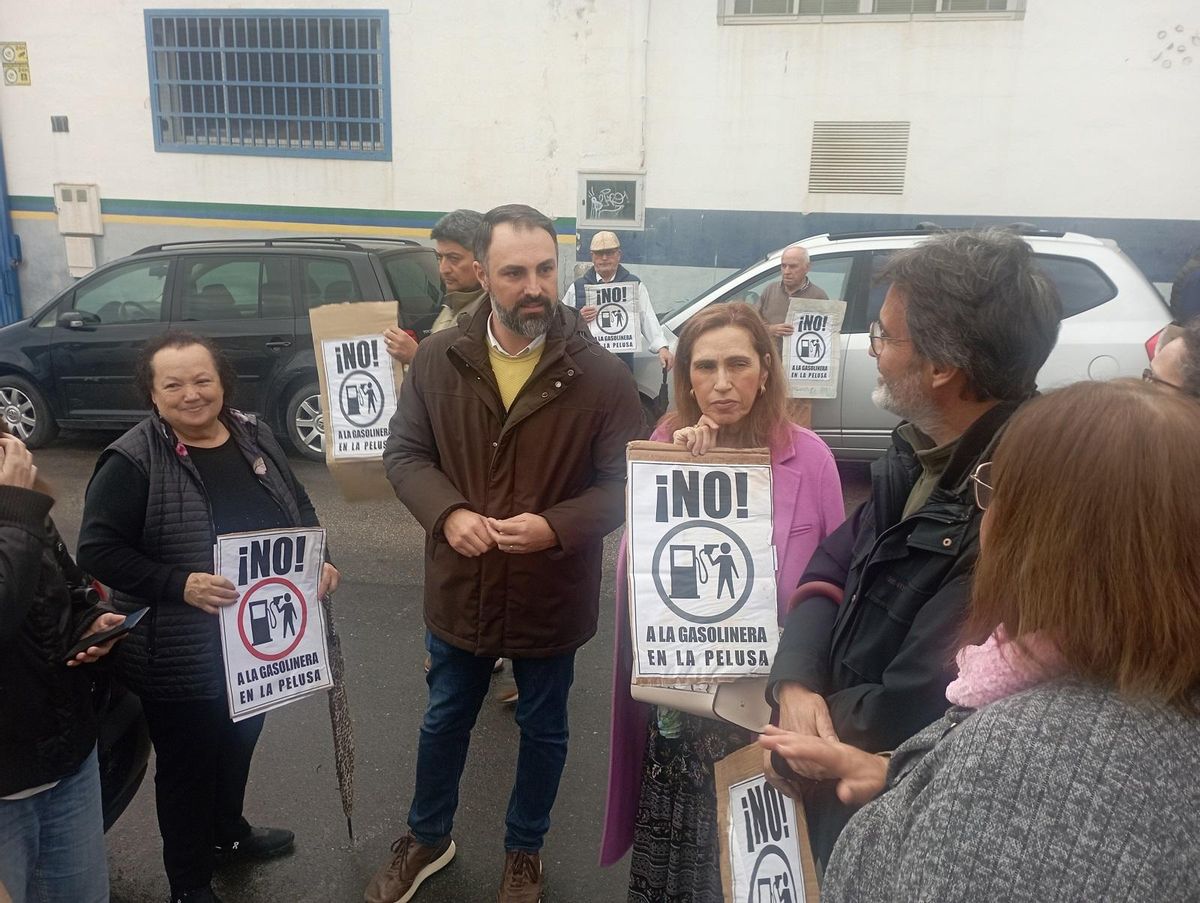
[141,696,265,894]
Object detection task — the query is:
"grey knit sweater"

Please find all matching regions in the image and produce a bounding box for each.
[823,680,1200,902]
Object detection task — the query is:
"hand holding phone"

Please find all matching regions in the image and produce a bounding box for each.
[64,607,148,665]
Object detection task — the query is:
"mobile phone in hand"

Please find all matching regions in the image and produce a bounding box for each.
[63,607,148,662]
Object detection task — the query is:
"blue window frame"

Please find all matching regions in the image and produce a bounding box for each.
[145,9,390,160]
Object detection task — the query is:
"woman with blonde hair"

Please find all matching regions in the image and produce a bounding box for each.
[761,378,1200,902]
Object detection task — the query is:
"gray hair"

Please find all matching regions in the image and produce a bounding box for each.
[782,245,811,265]
[430,208,483,251]
[473,204,557,267]
[880,229,1062,402]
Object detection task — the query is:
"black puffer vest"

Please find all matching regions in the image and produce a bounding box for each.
[97,410,304,701]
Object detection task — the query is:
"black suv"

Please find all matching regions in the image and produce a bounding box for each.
[0,237,442,459]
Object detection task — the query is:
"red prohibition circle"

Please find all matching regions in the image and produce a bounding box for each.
[236,576,308,661]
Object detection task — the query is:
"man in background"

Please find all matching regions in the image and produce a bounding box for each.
[561,231,674,371]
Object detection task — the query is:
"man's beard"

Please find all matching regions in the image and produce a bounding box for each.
[872,363,938,429]
[494,295,554,339]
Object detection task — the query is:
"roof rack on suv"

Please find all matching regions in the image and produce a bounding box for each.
[824,222,1066,242]
[133,236,421,255]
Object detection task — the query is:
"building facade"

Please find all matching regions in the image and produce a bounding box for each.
[0,0,1196,318]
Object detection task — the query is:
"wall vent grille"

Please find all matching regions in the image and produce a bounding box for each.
[808,121,910,194]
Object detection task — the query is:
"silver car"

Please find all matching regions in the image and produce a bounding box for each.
[634,227,1171,460]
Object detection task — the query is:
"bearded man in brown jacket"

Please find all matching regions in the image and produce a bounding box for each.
[367,204,644,903]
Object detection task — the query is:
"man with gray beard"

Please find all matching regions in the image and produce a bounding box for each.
[371,205,644,903]
[765,229,1062,865]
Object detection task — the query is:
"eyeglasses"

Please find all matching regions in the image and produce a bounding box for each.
[868,320,913,356]
[970,461,992,512]
[1142,367,1182,390]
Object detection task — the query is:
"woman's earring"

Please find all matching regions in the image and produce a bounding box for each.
[758,384,766,396]
[689,388,696,397]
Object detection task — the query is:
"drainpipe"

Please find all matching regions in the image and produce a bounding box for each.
[0,134,22,324]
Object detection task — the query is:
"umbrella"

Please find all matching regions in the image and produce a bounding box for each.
[653,365,671,420]
[323,592,356,841]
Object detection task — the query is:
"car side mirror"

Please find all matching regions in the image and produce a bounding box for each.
[57,310,100,329]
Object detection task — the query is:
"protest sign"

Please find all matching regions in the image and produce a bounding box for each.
[717,744,820,903]
[310,301,404,500]
[217,528,332,722]
[584,281,641,353]
[784,298,847,399]
[627,441,778,684]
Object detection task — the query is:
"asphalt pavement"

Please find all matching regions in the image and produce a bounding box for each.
[36,430,869,903]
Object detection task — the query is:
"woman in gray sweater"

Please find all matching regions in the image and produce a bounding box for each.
[761,379,1200,902]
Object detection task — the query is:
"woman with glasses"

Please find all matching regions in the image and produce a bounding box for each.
[760,378,1200,902]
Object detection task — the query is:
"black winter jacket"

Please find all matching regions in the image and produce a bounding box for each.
[769,401,1021,753]
[78,409,317,701]
[0,486,106,796]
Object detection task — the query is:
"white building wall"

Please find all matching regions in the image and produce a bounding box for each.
[0,0,1196,312]
[645,0,1198,220]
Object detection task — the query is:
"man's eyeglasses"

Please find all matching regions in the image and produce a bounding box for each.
[970,461,992,512]
[1142,368,1182,390]
[868,320,913,356]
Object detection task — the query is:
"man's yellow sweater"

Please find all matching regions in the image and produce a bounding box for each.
[488,343,544,410]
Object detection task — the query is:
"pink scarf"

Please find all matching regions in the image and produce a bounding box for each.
[945,626,1064,708]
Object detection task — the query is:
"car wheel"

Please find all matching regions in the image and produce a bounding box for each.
[0,375,58,447]
[285,382,324,461]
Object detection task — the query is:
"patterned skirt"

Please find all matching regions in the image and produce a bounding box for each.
[627,712,753,903]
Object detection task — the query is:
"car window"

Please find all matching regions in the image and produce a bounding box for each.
[68,259,169,325]
[808,254,856,301]
[300,258,360,311]
[180,256,290,320]
[863,250,1118,326]
[718,268,789,308]
[381,252,442,334]
[711,253,857,312]
[1032,255,1116,318]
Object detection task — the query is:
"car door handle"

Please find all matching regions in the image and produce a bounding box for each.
[265,340,292,350]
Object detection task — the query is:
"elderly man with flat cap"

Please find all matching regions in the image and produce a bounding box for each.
[560,231,674,371]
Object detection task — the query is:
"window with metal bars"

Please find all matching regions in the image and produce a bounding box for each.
[724,0,1021,19]
[145,10,390,160]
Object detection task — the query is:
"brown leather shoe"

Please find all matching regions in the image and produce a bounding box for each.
[363,833,455,903]
[496,850,543,902]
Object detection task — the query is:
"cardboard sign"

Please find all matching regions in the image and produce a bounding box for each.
[717,744,820,903]
[584,281,641,353]
[217,528,332,722]
[784,298,847,399]
[310,301,405,500]
[627,441,778,684]
[320,335,397,459]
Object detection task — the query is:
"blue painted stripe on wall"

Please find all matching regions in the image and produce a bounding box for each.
[579,211,1200,285]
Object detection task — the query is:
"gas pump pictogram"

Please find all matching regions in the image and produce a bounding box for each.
[746,847,797,903]
[652,521,755,623]
[596,303,628,335]
[338,369,384,427]
[236,577,307,662]
[668,543,740,600]
[247,592,298,646]
[795,331,826,365]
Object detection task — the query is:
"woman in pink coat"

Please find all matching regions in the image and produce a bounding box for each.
[603,302,845,902]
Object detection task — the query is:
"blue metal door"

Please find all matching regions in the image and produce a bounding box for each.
[0,134,22,325]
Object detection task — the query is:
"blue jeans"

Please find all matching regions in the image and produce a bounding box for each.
[0,747,108,903]
[408,631,576,852]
